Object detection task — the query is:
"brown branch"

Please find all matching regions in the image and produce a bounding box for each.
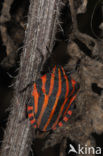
[77,0,87,14]
[0,0,14,23]
[0,0,20,68]
[59,139,67,156]
[68,0,103,62]
[0,0,16,56]
[69,0,78,32]
[0,0,63,156]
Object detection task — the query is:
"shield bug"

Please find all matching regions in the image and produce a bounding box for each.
[27,65,80,131]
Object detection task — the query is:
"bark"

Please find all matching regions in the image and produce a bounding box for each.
[0,0,62,156]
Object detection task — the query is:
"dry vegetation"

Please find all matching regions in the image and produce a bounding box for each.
[0,0,103,156]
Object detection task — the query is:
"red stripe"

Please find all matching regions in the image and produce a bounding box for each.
[52,67,69,129]
[30,119,36,124]
[69,79,76,97]
[63,79,76,116]
[68,110,72,115]
[43,68,62,131]
[58,122,63,127]
[32,84,39,114]
[28,113,34,118]
[37,66,56,127]
[63,116,68,122]
[27,106,33,111]
[64,94,77,116]
[34,125,37,128]
[41,74,47,94]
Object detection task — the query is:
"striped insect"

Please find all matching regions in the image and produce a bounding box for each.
[27,65,80,131]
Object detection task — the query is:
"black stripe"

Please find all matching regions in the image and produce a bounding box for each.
[27,97,35,117]
[46,67,67,130]
[29,116,34,121]
[45,72,51,95]
[36,78,42,94]
[74,82,80,93]
[27,110,33,114]
[67,76,73,97]
[55,106,73,129]
[61,98,71,118]
[59,119,65,125]
[57,110,72,128]
[58,76,73,120]
[39,67,59,130]
[27,97,34,107]
[62,81,79,118]
[65,112,72,118]
[34,78,45,119]
[68,102,74,111]
[68,81,80,100]
[54,71,73,122]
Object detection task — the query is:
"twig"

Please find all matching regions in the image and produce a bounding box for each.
[0,0,62,156]
[69,0,78,32]
[59,139,67,156]
[69,0,103,62]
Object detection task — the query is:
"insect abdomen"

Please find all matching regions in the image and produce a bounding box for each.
[27,66,80,131]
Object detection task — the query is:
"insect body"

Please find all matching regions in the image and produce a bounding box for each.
[27,66,80,131]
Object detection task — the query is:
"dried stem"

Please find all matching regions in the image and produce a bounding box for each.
[0,0,62,156]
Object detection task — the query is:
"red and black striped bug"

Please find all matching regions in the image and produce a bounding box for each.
[27,65,80,131]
